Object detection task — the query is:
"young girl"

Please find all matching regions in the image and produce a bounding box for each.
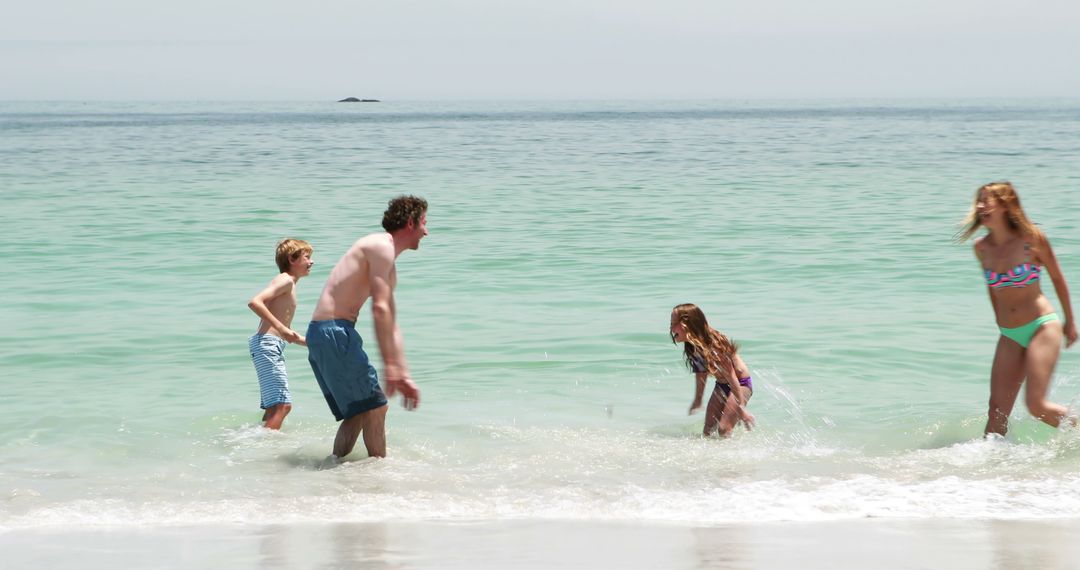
[670,303,755,436]
[959,181,1078,436]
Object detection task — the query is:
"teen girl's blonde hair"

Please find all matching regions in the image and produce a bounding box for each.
[672,303,738,378]
[275,238,313,273]
[957,181,1044,243]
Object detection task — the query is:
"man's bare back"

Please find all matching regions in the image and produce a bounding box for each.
[311,233,396,322]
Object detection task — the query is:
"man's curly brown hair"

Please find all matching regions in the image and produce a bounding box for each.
[382,195,428,232]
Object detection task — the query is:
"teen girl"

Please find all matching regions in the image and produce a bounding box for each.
[960,182,1077,436]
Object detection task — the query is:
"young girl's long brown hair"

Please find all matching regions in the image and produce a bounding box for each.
[672,303,738,378]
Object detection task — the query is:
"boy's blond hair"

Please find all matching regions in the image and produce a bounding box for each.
[275,238,313,273]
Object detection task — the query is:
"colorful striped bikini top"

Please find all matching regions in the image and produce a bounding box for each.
[984,263,1041,289]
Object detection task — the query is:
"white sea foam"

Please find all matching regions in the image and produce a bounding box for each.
[6,423,1080,531]
[7,473,1080,531]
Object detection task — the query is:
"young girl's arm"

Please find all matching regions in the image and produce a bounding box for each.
[689,373,707,414]
[724,358,755,429]
[723,360,745,407]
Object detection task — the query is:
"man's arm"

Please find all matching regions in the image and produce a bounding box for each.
[368,242,420,408]
[247,275,303,344]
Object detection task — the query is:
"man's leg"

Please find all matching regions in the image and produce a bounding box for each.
[333,414,365,458]
[362,405,389,458]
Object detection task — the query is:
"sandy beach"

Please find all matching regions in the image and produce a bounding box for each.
[6,518,1080,569]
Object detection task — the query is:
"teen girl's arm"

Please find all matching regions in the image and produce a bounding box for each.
[1037,235,1078,346]
[690,373,707,414]
[974,241,1002,321]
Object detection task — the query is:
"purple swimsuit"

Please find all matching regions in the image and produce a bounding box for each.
[690,354,753,396]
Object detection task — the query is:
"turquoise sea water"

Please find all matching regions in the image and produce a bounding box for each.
[4,100,1080,529]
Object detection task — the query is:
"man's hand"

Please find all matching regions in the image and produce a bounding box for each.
[385,375,420,410]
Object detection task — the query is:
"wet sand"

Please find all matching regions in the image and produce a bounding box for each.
[5,518,1080,569]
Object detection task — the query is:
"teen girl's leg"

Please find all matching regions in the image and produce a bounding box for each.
[986,335,1026,437]
[1023,321,1070,428]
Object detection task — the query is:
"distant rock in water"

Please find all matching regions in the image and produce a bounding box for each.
[338,97,380,103]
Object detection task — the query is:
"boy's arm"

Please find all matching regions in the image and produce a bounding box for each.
[247,275,303,344]
[369,242,420,408]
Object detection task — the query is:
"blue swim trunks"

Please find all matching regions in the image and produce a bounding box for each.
[249,334,291,409]
[306,319,387,421]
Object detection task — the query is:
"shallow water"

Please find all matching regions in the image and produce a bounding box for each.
[4,99,1080,528]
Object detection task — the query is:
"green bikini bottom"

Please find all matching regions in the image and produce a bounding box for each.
[1000,313,1060,348]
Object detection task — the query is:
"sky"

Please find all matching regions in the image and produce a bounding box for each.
[2,0,1079,100]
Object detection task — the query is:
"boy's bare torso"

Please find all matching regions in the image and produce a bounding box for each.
[256,277,297,338]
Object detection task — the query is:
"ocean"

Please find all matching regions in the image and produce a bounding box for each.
[4,99,1080,567]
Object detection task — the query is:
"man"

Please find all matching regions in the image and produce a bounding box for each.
[306,195,427,459]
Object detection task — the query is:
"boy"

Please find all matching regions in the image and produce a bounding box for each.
[247,238,314,429]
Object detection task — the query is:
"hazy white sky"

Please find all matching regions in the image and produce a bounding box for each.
[2,0,1079,100]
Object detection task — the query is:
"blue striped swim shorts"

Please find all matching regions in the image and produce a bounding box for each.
[249,334,291,409]
[306,319,387,421]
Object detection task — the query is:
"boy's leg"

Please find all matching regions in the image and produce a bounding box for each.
[252,335,290,427]
[263,403,293,430]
